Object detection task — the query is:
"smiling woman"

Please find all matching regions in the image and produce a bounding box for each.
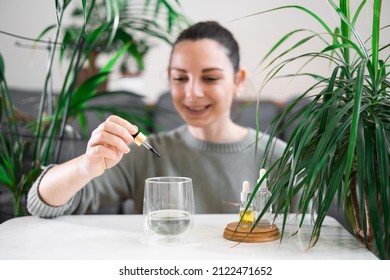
[168,24,247,142]
[27,21,286,218]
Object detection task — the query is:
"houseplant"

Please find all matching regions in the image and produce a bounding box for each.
[0,0,188,219]
[61,0,190,81]
[251,0,389,259]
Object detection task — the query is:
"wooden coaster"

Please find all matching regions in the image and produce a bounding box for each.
[223,222,280,243]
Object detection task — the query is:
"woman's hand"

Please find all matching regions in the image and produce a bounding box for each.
[83,115,138,177]
[33,115,138,207]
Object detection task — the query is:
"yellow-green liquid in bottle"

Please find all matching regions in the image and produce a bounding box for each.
[239,209,254,226]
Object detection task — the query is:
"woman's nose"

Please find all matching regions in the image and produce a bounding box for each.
[186,81,204,98]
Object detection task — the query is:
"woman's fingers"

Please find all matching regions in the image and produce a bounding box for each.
[84,115,138,175]
[90,129,130,154]
[89,115,137,153]
[104,115,138,143]
[83,143,126,177]
[88,144,125,168]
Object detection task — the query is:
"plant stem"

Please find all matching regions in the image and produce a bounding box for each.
[13,193,23,217]
[351,176,374,247]
[33,5,65,165]
[54,38,85,163]
[350,176,363,236]
[363,185,373,243]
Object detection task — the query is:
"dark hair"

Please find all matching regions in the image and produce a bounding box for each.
[171,21,240,73]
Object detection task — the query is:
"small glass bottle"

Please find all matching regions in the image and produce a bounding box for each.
[255,169,272,226]
[239,181,254,227]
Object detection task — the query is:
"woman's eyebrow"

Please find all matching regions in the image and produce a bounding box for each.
[202,67,223,73]
[169,67,187,73]
[169,67,224,73]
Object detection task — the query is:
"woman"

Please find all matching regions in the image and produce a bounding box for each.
[27,21,286,217]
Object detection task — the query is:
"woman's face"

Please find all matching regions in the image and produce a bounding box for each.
[168,39,245,129]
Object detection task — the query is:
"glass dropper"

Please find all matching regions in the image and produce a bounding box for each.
[132,131,160,157]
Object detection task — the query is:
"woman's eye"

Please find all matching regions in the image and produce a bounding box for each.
[203,77,219,82]
[172,76,188,82]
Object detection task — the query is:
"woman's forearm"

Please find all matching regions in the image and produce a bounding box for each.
[38,155,96,206]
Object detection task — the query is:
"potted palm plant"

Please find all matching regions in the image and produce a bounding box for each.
[0,0,189,220]
[251,0,389,259]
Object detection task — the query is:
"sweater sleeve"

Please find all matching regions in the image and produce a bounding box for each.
[27,165,79,218]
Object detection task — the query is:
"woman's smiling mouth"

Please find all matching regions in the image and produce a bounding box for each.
[185,104,212,115]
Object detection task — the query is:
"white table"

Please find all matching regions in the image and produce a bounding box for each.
[0,214,376,260]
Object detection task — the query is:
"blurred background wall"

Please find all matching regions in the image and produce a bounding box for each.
[1,0,389,104]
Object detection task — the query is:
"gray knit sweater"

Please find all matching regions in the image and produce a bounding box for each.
[27,125,286,217]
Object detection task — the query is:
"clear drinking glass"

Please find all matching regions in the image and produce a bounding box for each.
[143,177,195,241]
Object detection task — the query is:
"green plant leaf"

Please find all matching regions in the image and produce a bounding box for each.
[240,5,332,34]
[101,41,129,73]
[105,0,120,47]
[374,116,389,255]
[76,112,88,137]
[0,53,5,77]
[365,128,387,259]
[329,0,369,59]
[344,61,365,190]
[352,0,366,26]
[371,0,381,82]
[33,24,57,49]
[70,71,110,110]
[0,162,13,187]
[82,0,87,25]
[260,29,307,64]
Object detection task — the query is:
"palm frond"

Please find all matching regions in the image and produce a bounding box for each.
[256,0,389,259]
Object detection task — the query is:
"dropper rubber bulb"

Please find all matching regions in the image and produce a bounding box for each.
[259,169,267,190]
